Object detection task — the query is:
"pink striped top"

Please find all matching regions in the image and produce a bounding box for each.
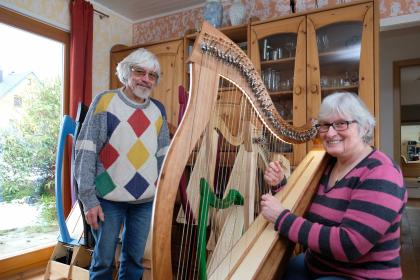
[276,149,407,280]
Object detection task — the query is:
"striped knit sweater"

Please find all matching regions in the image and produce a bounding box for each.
[275,149,407,280]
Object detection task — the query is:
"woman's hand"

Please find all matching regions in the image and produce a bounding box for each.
[260,193,285,224]
[264,161,285,187]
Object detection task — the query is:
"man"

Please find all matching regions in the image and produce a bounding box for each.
[75,48,170,279]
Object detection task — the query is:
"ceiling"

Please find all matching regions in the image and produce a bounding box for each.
[92,0,206,23]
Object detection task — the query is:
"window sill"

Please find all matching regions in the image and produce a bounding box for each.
[0,243,55,279]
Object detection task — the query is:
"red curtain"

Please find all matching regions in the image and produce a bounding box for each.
[69,0,93,118]
[67,0,93,214]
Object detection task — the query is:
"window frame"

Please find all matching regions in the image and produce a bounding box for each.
[0,6,70,277]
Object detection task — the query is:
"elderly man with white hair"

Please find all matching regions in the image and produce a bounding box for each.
[75,48,170,280]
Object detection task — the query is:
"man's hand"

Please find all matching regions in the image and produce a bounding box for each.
[260,193,285,224]
[85,205,105,230]
[264,161,285,187]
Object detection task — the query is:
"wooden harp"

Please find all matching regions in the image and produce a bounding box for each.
[152,22,329,280]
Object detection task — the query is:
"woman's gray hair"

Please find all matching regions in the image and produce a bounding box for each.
[317,92,376,144]
[116,48,161,86]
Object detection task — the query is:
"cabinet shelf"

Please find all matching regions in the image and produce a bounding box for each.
[261,57,295,64]
[260,57,295,72]
[270,91,293,97]
[321,85,358,92]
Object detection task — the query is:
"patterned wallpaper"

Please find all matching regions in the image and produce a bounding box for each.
[1,0,70,29]
[91,8,132,94]
[133,0,420,45]
[1,0,132,95]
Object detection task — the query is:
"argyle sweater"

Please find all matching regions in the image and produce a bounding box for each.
[275,149,407,280]
[74,89,170,211]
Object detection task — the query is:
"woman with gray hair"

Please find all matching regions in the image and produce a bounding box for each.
[261,92,406,279]
[75,48,170,279]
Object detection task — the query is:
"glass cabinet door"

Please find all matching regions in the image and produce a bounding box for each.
[251,16,307,166]
[307,3,375,122]
[259,32,296,122]
[316,21,363,100]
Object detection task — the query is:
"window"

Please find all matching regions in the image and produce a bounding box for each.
[0,6,69,277]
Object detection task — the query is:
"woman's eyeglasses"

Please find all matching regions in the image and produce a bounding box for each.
[315,120,358,133]
[131,66,159,82]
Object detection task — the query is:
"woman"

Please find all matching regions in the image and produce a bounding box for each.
[261,92,407,280]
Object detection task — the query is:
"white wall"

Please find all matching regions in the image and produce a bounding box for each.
[0,0,132,96]
[379,25,420,159]
[401,66,420,105]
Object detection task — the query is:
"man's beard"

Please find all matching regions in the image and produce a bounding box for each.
[132,87,151,99]
[128,81,151,99]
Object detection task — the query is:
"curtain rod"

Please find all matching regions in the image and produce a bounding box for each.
[94,9,109,19]
[71,0,109,19]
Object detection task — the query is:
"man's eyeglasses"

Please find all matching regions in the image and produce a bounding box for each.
[315,120,358,133]
[131,66,159,82]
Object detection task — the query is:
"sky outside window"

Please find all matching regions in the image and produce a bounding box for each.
[0,23,63,80]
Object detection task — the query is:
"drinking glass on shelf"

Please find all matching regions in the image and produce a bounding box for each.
[271,69,280,91]
[271,49,279,60]
[350,71,359,85]
[262,39,268,60]
[264,45,272,61]
[280,79,292,91]
[284,41,296,57]
[276,72,282,91]
[277,47,284,59]
[330,76,339,88]
[317,34,329,52]
[317,36,322,51]
[342,71,351,86]
[320,76,329,88]
[264,68,272,90]
[321,34,329,51]
[339,77,345,87]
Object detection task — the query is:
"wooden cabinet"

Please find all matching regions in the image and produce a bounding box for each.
[250,1,378,166]
[183,24,249,91]
[110,38,184,133]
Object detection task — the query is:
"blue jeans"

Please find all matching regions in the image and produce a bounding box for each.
[89,198,153,280]
[282,253,348,280]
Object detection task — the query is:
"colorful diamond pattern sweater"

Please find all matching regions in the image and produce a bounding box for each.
[275,150,407,280]
[75,89,170,211]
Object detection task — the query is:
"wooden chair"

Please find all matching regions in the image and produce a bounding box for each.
[401,155,420,178]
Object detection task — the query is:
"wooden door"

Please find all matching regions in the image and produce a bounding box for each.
[109,39,184,132]
[250,16,307,166]
[146,39,183,132]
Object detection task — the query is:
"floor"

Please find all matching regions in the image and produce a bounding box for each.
[11,199,420,280]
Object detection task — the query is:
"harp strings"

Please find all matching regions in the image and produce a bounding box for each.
[176,45,212,279]
[175,43,292,279]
